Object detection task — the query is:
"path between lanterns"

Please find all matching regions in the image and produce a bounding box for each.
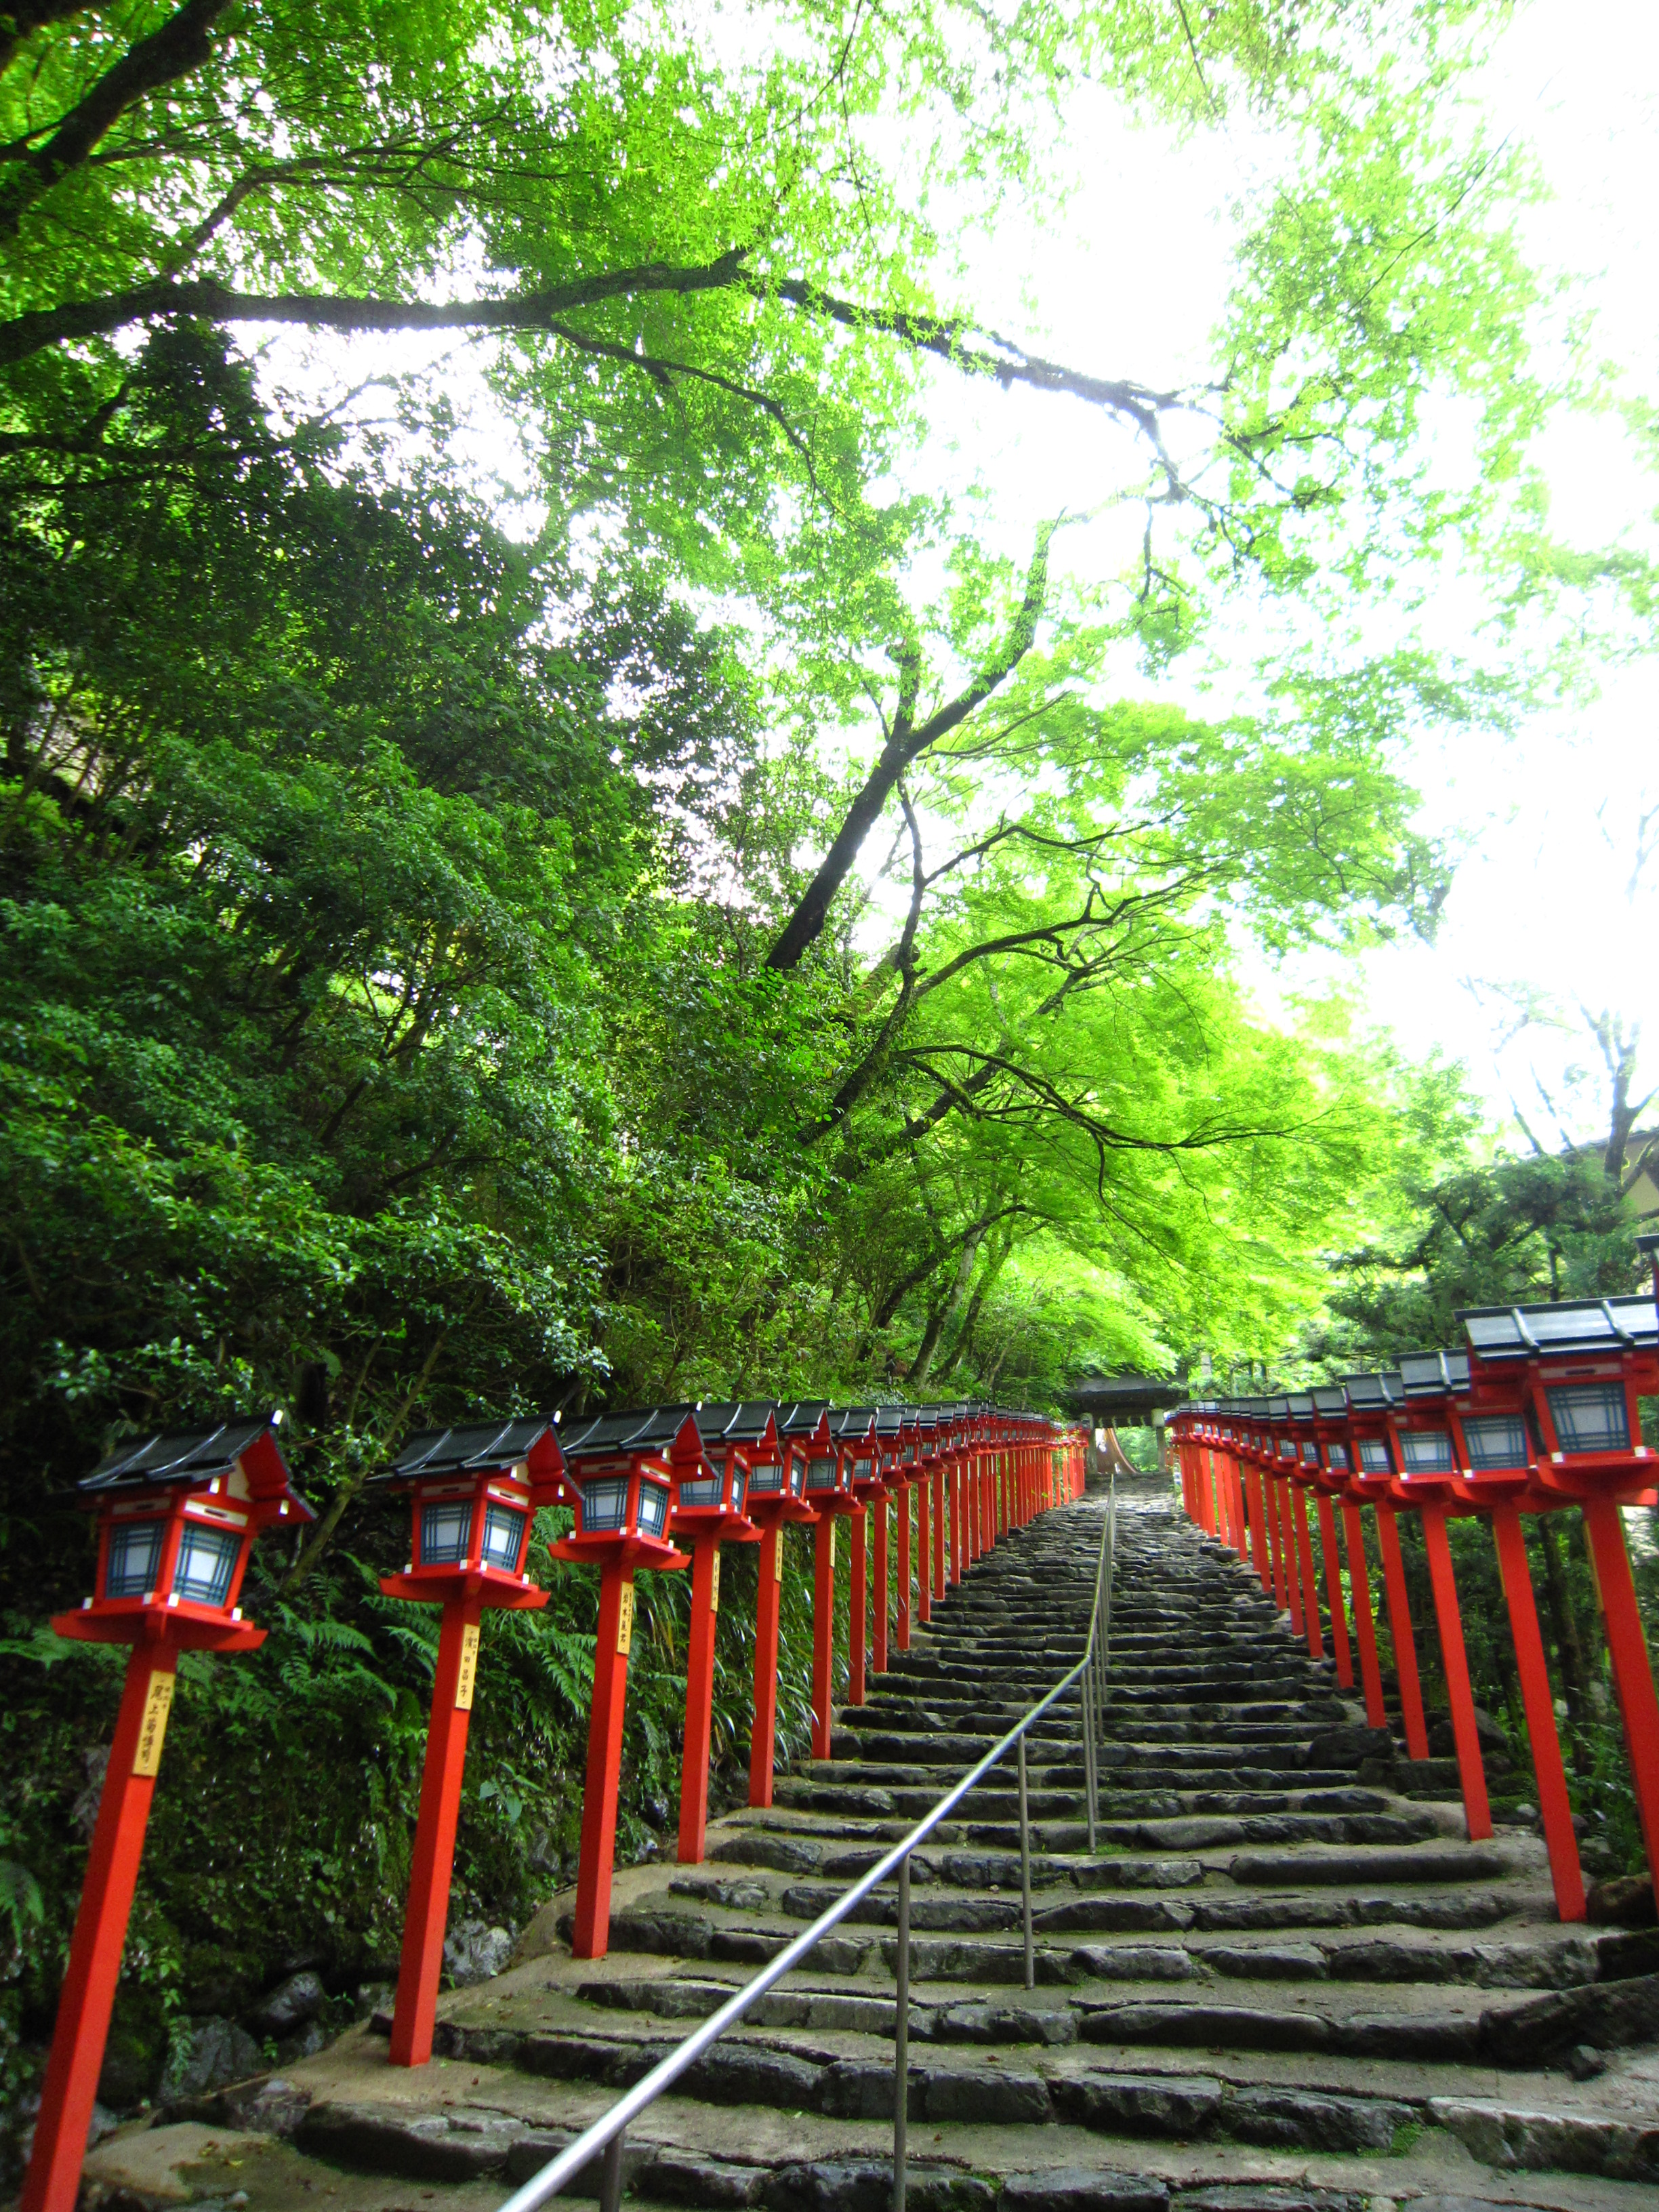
[85,1479,1659,2212]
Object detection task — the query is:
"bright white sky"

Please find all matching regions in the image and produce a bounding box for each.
[874,0,1659,1156]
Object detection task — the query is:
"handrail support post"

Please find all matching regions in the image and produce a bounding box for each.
[893,1855,910,2212]
[1018,1733,1033,1990]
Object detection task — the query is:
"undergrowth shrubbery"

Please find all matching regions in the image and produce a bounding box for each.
[0,1503,840,2148]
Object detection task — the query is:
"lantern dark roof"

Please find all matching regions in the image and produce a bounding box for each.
[1460,1296,1658,1360]
[561,1405,699,1459]
[1266,1396,1291,1419]
[1312,1386,1349,1416]
[81,1417,287,1496]
[831,1406,878,1439]
[777,1401,831,1438]
[1398,1349,1472,1396]
[1342,1372,1403,1409]
[874,1407,906,1437]
[382,1418,558,1482]
[696,1402,779,1447]
[1286,1392,1315,1416]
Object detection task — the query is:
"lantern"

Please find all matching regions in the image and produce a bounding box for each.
[865,1406,907,1675]
[25,1420,309,2212]
[823,1407,878,1729]
[1276,1392,1332,1666]
[1338,1373,1430,1761]
[373,1419,564,2066]
[667,1404,766,1863]
[551,1408,693,1958]
[1305,1383,1391,1728]
[1374,1357,1493,1843]
[1287,1389,1354,1692]
[1460,1293,1659,1912]
[737,1401,821,1809]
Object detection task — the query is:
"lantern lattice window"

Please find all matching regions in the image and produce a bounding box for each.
[481,1504,527,1570]
[1462,1414,1529,1470]
[174,1524,241,1607]
[1547,1384,1629,1454]
[106,1521,163,1598]
[419,1502,472,1564]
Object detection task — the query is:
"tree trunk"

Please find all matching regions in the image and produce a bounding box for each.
[908,1227,983,1389]
[937,1229,1013,1378]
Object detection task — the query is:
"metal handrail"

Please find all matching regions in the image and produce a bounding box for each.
[497,1471,1118,2212]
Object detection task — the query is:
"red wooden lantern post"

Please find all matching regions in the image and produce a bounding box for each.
[869,1408,907,1673]
[24,1420,310,2212]
[1462,1294,1659,1914]
[1343,1373,1432,1761]
[833,1409,880,1706]
[749,1404,824,1806]
[1383,1355,1494,1843]
[892,1416,920,1648]
[799,1415,858,1758]
[661,1406,764,1864]
[1237,1418,1271,1595]
[1269,1402,1322,1657]
[1420,1345,1585,1919]
[375,1419,565,2066]
[1298,1390,1355,1692]
[550,1410,690,1959]
[1302,1388,1387,1722]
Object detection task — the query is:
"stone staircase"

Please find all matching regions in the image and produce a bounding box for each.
[87,1479,1659,2212]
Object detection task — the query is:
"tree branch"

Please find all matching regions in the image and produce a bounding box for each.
[765,520,1059,973]
[0,250,754,368]
[0,0,232,238]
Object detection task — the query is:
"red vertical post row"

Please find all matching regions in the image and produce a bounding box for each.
[677,1538,722,1864]
[916,1476,931,1627]
[1418,1505,1492,1839]
[1315,1494,1354,1689]
[933,1468,946,1597]
[1290,1487,1322,1660]
[1274,1486,1300,1610]
[1490,1506,1584,1921]
[949,1460,962,1584]
[390,1593,486,2061]
[572,1559,636,1959]
[848,1508,867,1706]
[872,1493,889,1675]
[1374,1503,1430,1760]
[896,1484,912,1651]
[1280,1484,1305,1636]
[750,1525,784,1807]
[1341,1502,1388,1730]
[1582,1497,1659,1914]
[22,1641,179,2212]
[811,1514,837,1760]
[1248,1467,1271,1593]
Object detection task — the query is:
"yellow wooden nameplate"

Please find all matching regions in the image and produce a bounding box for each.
[455,1621,481,1710]
[133,1671,176,1776]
